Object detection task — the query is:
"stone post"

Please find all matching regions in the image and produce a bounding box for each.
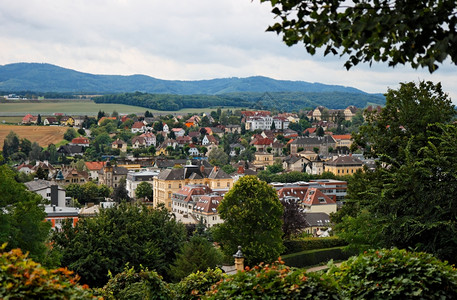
[233,245,244,272]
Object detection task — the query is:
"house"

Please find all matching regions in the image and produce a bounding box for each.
[73,116,85,127]
[289,136,336,155]
[188,144,200,156]
[141,132,156,147]
[162,123,170,133]
[84,161,105,180]
[344,106,359,121]
[302,187,337,214]
[45,205,80,230]
[55,167,89,185]
[332,134,353,149]
[60,116,75,126]
[57,145,84,156]
[192,194,224,228]
[131,136,147,148]
[324,155,363,176]
[250,137,273,152]
[282,154,311,172]
[126,170,160,199]
[225,125,241,134]
[209,127,225,138]
[171,184,212,222]
[202,135,218,146]
[43,117,59,126]
[25,179,67,207]
[185,115,201,127]
[17,163,34,175]
[31,160,56,178]
[153,163,233,211]
[98,161,128,189]
[303,127,317,136]
[131,121,147,133]
[253,152,274,168]
[171,128,185,137]
[112,139,127,152]
[176,136,192,147]
[303,212,331,236]
[70,137,90,147]
[22,114,38,124]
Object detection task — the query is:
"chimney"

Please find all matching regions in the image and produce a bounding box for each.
[50,185,59,207]
[200,164,205,173]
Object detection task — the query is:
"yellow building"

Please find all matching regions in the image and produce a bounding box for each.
[153,164,233,210]
[324,155,363,176]
[253,152,274,168]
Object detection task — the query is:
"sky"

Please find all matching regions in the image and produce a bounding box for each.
[1,0,456,101]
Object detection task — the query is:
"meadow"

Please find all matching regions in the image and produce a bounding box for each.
[0,124,69,148]
[0,100,245,117]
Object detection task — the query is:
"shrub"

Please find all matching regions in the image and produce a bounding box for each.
[205,258,339,299]
[327,248,457,299]
[282,247,355,268]
[172,268,224,300]
[283,237,348,255]
[0,246,96,299]
[102,265,171,300]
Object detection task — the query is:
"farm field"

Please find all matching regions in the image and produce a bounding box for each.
[0,101,246,116]
[0,124,69,148]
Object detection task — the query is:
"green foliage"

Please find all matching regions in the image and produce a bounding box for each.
[102,265,171,300]
[282,247,354,269]
[208,147,229,167]
[64,127,78,141]
[213,176,284,266]
[0,164,51,264]
[135,181,153,200]
[327,248,457,299]
[169,236,223,282]
[51,203,186,287]
[262,0,457,72]
[281,199,306,239]
[283,237,347,255]
[0,245,95,299]
[66,182,111,205]
[171,268,224,300]
[336,82,457,263]
[2,131,20,160]
[205,259,338,299]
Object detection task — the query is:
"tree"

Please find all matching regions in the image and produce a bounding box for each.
[200,115,211,127]
[208,147,229,167]
[135,182,153,200]
[112,178,130,202]
[261,0,457,72]
[281,199,307,239]
[51,203,186,287]
[316,126,324,137]
[19,138,32,157]
[335,82,457,263]
[63,128,77,141]
[168,235,223,282]
[0,158,51,264]
[29,142,42,161]
[213,176,284,266]
[37,114,42,125]
[353,81,455,165]
[2,131,19,159]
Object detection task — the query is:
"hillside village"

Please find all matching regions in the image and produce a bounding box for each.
[3,105,377,234]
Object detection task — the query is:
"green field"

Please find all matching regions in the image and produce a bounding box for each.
[0,101,246,116]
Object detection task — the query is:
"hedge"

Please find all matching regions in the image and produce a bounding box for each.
[282,246,355,268]
[282,237,348,255]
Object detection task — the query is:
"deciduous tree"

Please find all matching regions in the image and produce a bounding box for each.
[260,0,457,72]
[213,176,284,266]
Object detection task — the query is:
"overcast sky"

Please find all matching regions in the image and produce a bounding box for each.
[1,0,456,101]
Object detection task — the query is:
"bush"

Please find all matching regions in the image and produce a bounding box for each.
[282,247,354,268]
[283,237,348,255]
[327,248,457,299]
[205,258,338,299]
[102,265,171,300]
[171,268,224,300]
[0,246,95,299]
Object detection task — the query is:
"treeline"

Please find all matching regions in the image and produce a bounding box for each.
[93,92,252,111]
[92,91,385,112]
[0,91,90,99]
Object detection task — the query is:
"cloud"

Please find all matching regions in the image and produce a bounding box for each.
[0,0,456,102]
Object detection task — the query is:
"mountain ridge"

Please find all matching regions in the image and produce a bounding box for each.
[0,62,379,96]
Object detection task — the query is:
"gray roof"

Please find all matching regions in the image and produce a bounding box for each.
[325,156,363,166]
[305,212,331,227]
[25,179,64,192]
[291,136,336,146]
[208,168,231,179]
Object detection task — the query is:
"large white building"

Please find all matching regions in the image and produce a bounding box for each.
[245,116,290,131]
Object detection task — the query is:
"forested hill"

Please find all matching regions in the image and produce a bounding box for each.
[1,62,380,96]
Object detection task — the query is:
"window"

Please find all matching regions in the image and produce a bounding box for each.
[217,182,220,187]
[227,182,230,187]
[168,184,171,188]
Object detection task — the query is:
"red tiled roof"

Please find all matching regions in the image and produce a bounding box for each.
[303,188,336,206]
[332,135,352,140]
[85,161,106,171]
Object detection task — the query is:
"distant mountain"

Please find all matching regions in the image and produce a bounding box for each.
[1,62,378,95]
